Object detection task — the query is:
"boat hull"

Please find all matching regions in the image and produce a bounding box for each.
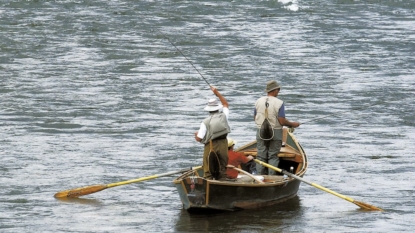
[175,176,302,211]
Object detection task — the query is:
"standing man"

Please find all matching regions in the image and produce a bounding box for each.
[195,86,230,180]
[254,80,300,175]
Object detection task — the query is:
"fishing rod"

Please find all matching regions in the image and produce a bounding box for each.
[156,29,211,87]
[300,102,380,125]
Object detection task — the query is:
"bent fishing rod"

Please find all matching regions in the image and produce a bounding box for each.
[155,29,380,125]
[155,29,211,87]
[300,102,381,125]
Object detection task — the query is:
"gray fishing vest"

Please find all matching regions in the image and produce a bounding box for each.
[200,112,231,144]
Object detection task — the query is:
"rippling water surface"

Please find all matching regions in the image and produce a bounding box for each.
[1,1,414,232]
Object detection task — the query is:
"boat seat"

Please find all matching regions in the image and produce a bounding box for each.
[239,142,302,162]
[278,145,300,158]
[278,153,297,158]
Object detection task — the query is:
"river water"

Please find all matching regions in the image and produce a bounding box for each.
[1,0,414,232]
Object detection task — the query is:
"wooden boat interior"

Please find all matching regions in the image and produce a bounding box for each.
[235,128,307,177]
[176,129,307,185]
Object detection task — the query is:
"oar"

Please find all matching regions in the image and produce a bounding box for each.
[54,166,202,198]
[254,159,383,211]
[226,165,264,184]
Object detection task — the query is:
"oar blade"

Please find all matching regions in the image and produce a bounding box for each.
[253,159,384,211]
[353,200,384,211]
[54,184,108,198]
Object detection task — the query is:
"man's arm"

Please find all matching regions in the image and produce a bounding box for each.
[277,103,300,128]
[211,86,228,108]
[278,117,300,128]
[194,122,207,142]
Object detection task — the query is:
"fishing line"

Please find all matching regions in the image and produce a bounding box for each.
[155,29,211,88]
[155,29,379,125]
[300,102,381,125]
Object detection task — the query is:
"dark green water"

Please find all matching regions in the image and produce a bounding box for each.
[1,1,414,232]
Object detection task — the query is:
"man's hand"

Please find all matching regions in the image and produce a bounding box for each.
[291,122,300,128]
[194,131,202,142]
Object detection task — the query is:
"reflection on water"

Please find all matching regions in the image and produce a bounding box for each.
[175,196,302,232]
[55,197,103,206]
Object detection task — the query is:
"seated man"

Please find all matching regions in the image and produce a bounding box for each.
[226,137,256,179]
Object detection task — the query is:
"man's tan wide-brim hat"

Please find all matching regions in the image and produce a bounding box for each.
[265,80,281,93]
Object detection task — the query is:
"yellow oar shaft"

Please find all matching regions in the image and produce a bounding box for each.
[254,159,382,211]
[107,175,161,188]
[107,167,201,188]
[311,183,354,202]
[54,166,201,198]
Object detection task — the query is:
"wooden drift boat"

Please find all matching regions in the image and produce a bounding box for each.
[173,129,307,212]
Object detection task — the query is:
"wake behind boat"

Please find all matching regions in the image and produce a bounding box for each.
[173,128,307,212]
